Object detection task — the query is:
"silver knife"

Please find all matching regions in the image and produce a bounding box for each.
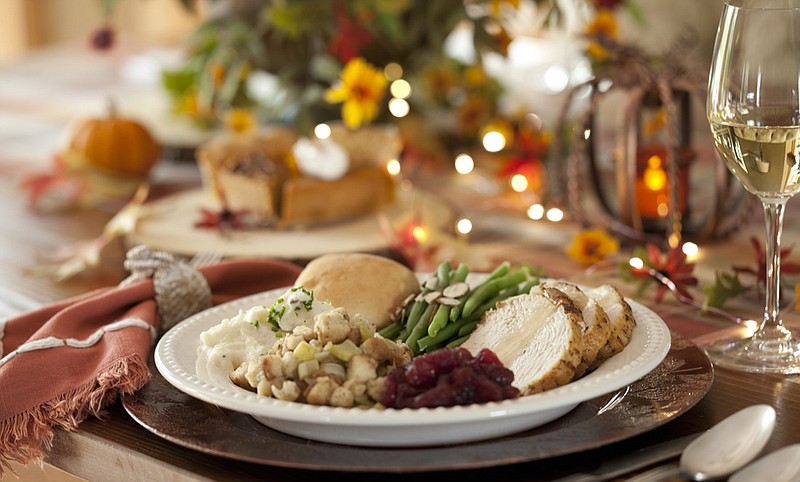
[550,432,701,482]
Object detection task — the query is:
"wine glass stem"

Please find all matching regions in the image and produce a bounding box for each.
[758,199,790,341]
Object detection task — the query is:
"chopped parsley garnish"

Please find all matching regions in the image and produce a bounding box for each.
[260,288,316,335]
[289,286,315,311]
[267,302,286,331]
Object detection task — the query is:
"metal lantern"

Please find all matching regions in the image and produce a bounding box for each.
[551,35,755,247]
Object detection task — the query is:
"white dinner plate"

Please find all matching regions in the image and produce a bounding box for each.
[155,282,671,447]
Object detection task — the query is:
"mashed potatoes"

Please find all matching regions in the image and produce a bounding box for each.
[198,287,334,374]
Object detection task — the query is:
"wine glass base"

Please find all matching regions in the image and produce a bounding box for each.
[702,329,800,374]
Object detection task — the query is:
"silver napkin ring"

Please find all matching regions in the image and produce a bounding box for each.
[120,245,213,332]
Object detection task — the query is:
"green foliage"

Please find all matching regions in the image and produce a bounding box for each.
[703,271,748,311]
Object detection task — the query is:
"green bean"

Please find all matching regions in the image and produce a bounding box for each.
[449,305,462,323]
[378,321,402,339]
[399,260,449,342]
[402,261,452,333]
[427,304,451,337]
[405,302,436,354]
[449,262,504,322]
[450,263,470,283]
[461,268,528,319]
[498,283,521,299]
[453,261,509,322]
[435,260,452,288]
[465,285,518,322]
[519,276,542,295]
[446,263,471,323]
[487,261,510,281]
[415,339,445,353]
[458,320,480,337]
[402,275,440,339]
[461,279,502,319]
[400,298,427,340]
[417,317,474,351]
[445,334,470,348]
[415,334,444,353]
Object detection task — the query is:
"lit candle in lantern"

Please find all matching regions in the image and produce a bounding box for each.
[634,144,692,221]
[635,147,670,219]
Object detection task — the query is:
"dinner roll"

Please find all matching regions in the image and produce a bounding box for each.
[293,253,420,329]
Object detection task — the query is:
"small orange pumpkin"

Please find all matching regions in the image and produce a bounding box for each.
[66,102,161,178]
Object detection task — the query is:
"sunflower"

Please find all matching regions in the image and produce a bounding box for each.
[325,58,388,129]
[566,228,620,266]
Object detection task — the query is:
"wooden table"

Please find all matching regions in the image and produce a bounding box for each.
[3,45,800,482]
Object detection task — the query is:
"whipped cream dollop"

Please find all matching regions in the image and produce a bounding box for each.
[292,137,349,180]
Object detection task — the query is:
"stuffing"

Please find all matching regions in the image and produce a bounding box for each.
[230,302,411,408]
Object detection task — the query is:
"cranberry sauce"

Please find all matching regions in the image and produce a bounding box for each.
[381,347,520,409]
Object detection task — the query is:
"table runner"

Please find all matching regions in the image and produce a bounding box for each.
[0,252,302,475]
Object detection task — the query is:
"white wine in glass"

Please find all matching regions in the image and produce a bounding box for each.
[706,0,800,373]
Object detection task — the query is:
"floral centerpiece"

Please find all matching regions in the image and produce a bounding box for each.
[155,0,637,160]
[161,1,506,140]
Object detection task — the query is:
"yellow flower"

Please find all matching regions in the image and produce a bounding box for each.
[325,58,387,129]
[223,108,257,134]
[176,92,199,116]
[464,65,489,88]
[585,9,619,60]
[566,228,620,266]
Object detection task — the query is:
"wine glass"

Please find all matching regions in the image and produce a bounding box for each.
[706,0,800,373]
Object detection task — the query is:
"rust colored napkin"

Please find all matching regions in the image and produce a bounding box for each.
[0,256,302,474]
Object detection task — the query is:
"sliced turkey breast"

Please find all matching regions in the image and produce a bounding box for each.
[584,284,636,367]
[461,287,584,395]
[538,281,613,378]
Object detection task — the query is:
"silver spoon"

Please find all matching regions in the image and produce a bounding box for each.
[626,404,776,482]
[729,444,800,482]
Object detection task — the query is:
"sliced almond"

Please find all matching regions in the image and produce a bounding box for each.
[443,282,470,299]
[438,297,461,306]
[390,305,404,322]
[424,277,439,290]
[423,291,442,303]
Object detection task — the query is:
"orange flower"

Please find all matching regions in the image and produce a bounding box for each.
[325,58,387,129]
[566,228,620,266]
[585,8,618,60]
[223,108,257,134]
